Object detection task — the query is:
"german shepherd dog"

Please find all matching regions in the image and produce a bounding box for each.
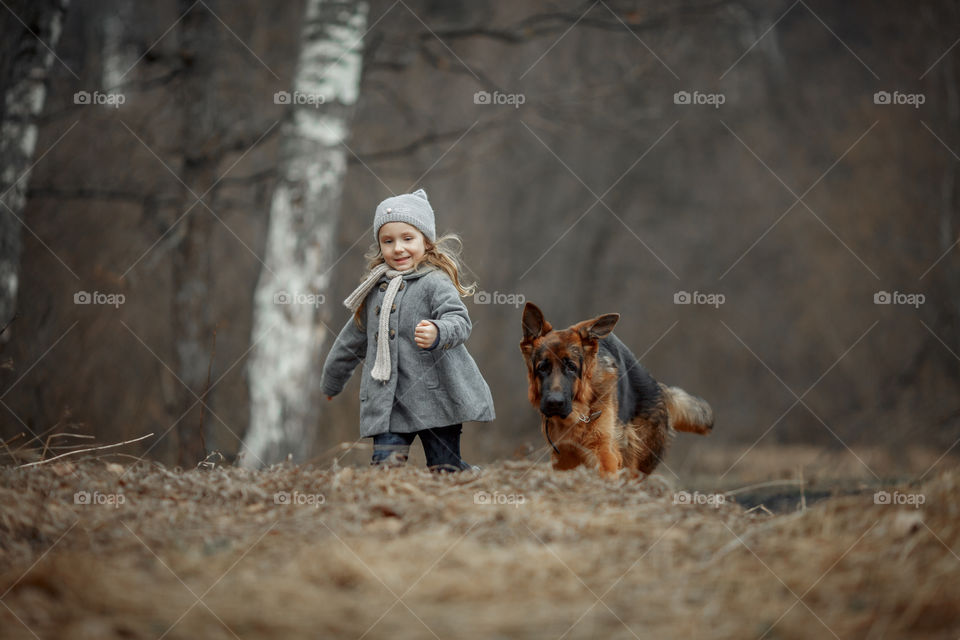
[520,303,713,477]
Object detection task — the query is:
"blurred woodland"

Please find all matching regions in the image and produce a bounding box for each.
[2,0,959,475]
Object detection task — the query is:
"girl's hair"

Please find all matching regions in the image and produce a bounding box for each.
[352,232,477,329]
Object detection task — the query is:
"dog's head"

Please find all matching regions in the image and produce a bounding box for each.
[519,302,619,418]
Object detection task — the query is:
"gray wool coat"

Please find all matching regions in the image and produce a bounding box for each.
[320,266,496,437]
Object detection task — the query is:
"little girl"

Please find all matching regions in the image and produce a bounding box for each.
[320,188,495,471]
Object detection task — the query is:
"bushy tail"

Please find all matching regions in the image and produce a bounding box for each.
[659,384,713,435]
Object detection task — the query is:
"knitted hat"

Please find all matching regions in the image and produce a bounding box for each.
[374,189,436,243]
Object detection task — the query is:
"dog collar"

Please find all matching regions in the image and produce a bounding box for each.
[578,410,603,423]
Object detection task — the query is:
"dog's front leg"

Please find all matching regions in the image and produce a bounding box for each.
[596,445,622,477]
[591,412,622,477]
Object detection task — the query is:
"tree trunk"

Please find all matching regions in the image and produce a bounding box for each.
[943,53,960,365]
[0,0,70,341]
[240,0,368,468]
[171,0,219,466]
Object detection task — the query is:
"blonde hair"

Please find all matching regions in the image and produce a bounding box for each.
[353,232,476,329]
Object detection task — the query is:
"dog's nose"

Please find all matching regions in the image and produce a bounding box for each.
[542,394,569,417]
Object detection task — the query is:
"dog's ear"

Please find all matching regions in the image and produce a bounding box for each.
[575,313,619,341]
[521,302,552,342]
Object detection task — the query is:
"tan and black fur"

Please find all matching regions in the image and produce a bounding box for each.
[520,303,713,477]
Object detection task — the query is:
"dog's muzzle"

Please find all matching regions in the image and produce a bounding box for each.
[541,394,571,418]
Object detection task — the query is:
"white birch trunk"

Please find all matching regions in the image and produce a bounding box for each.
[240,0,368,468]
[0,0,69,340]
[101,2,137,92]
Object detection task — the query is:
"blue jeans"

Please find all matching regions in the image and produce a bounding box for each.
[371,424,469,472]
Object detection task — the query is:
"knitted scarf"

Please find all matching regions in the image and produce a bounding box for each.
[343,262,414,381]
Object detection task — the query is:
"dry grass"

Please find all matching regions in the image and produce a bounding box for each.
[0,451,958,639]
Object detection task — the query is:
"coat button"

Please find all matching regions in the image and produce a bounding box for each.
[379,283,387,292]
[390,304,396,313]
[399,282,405,290]
[389,329,396,339]
[375,305,381,315]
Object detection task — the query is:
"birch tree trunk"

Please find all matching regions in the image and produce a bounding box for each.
[239,0,368,468]
[0,0,69,340]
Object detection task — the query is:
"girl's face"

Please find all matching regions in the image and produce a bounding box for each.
[378,222,426,270]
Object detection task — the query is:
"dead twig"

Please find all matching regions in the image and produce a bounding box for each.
[721,479,805,497]
[0,312,18,337]
[18,433,155,468]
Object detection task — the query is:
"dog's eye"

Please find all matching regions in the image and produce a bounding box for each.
[563,358,578,373]
[536,361,551,375]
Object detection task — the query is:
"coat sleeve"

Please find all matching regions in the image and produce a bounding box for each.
[320,316,367,396]
[426,272,472,351]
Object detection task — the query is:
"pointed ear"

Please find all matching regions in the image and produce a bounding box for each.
[521,302,552,341]
[575,313,619,341]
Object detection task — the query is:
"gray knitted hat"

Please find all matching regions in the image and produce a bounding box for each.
[374,189,436,243]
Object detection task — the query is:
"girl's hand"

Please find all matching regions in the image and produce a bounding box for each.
[414,320,438,349]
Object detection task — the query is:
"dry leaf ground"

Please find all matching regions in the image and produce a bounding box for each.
[0,448,958,639]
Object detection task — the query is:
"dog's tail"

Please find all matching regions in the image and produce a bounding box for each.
[659,384,713,435]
